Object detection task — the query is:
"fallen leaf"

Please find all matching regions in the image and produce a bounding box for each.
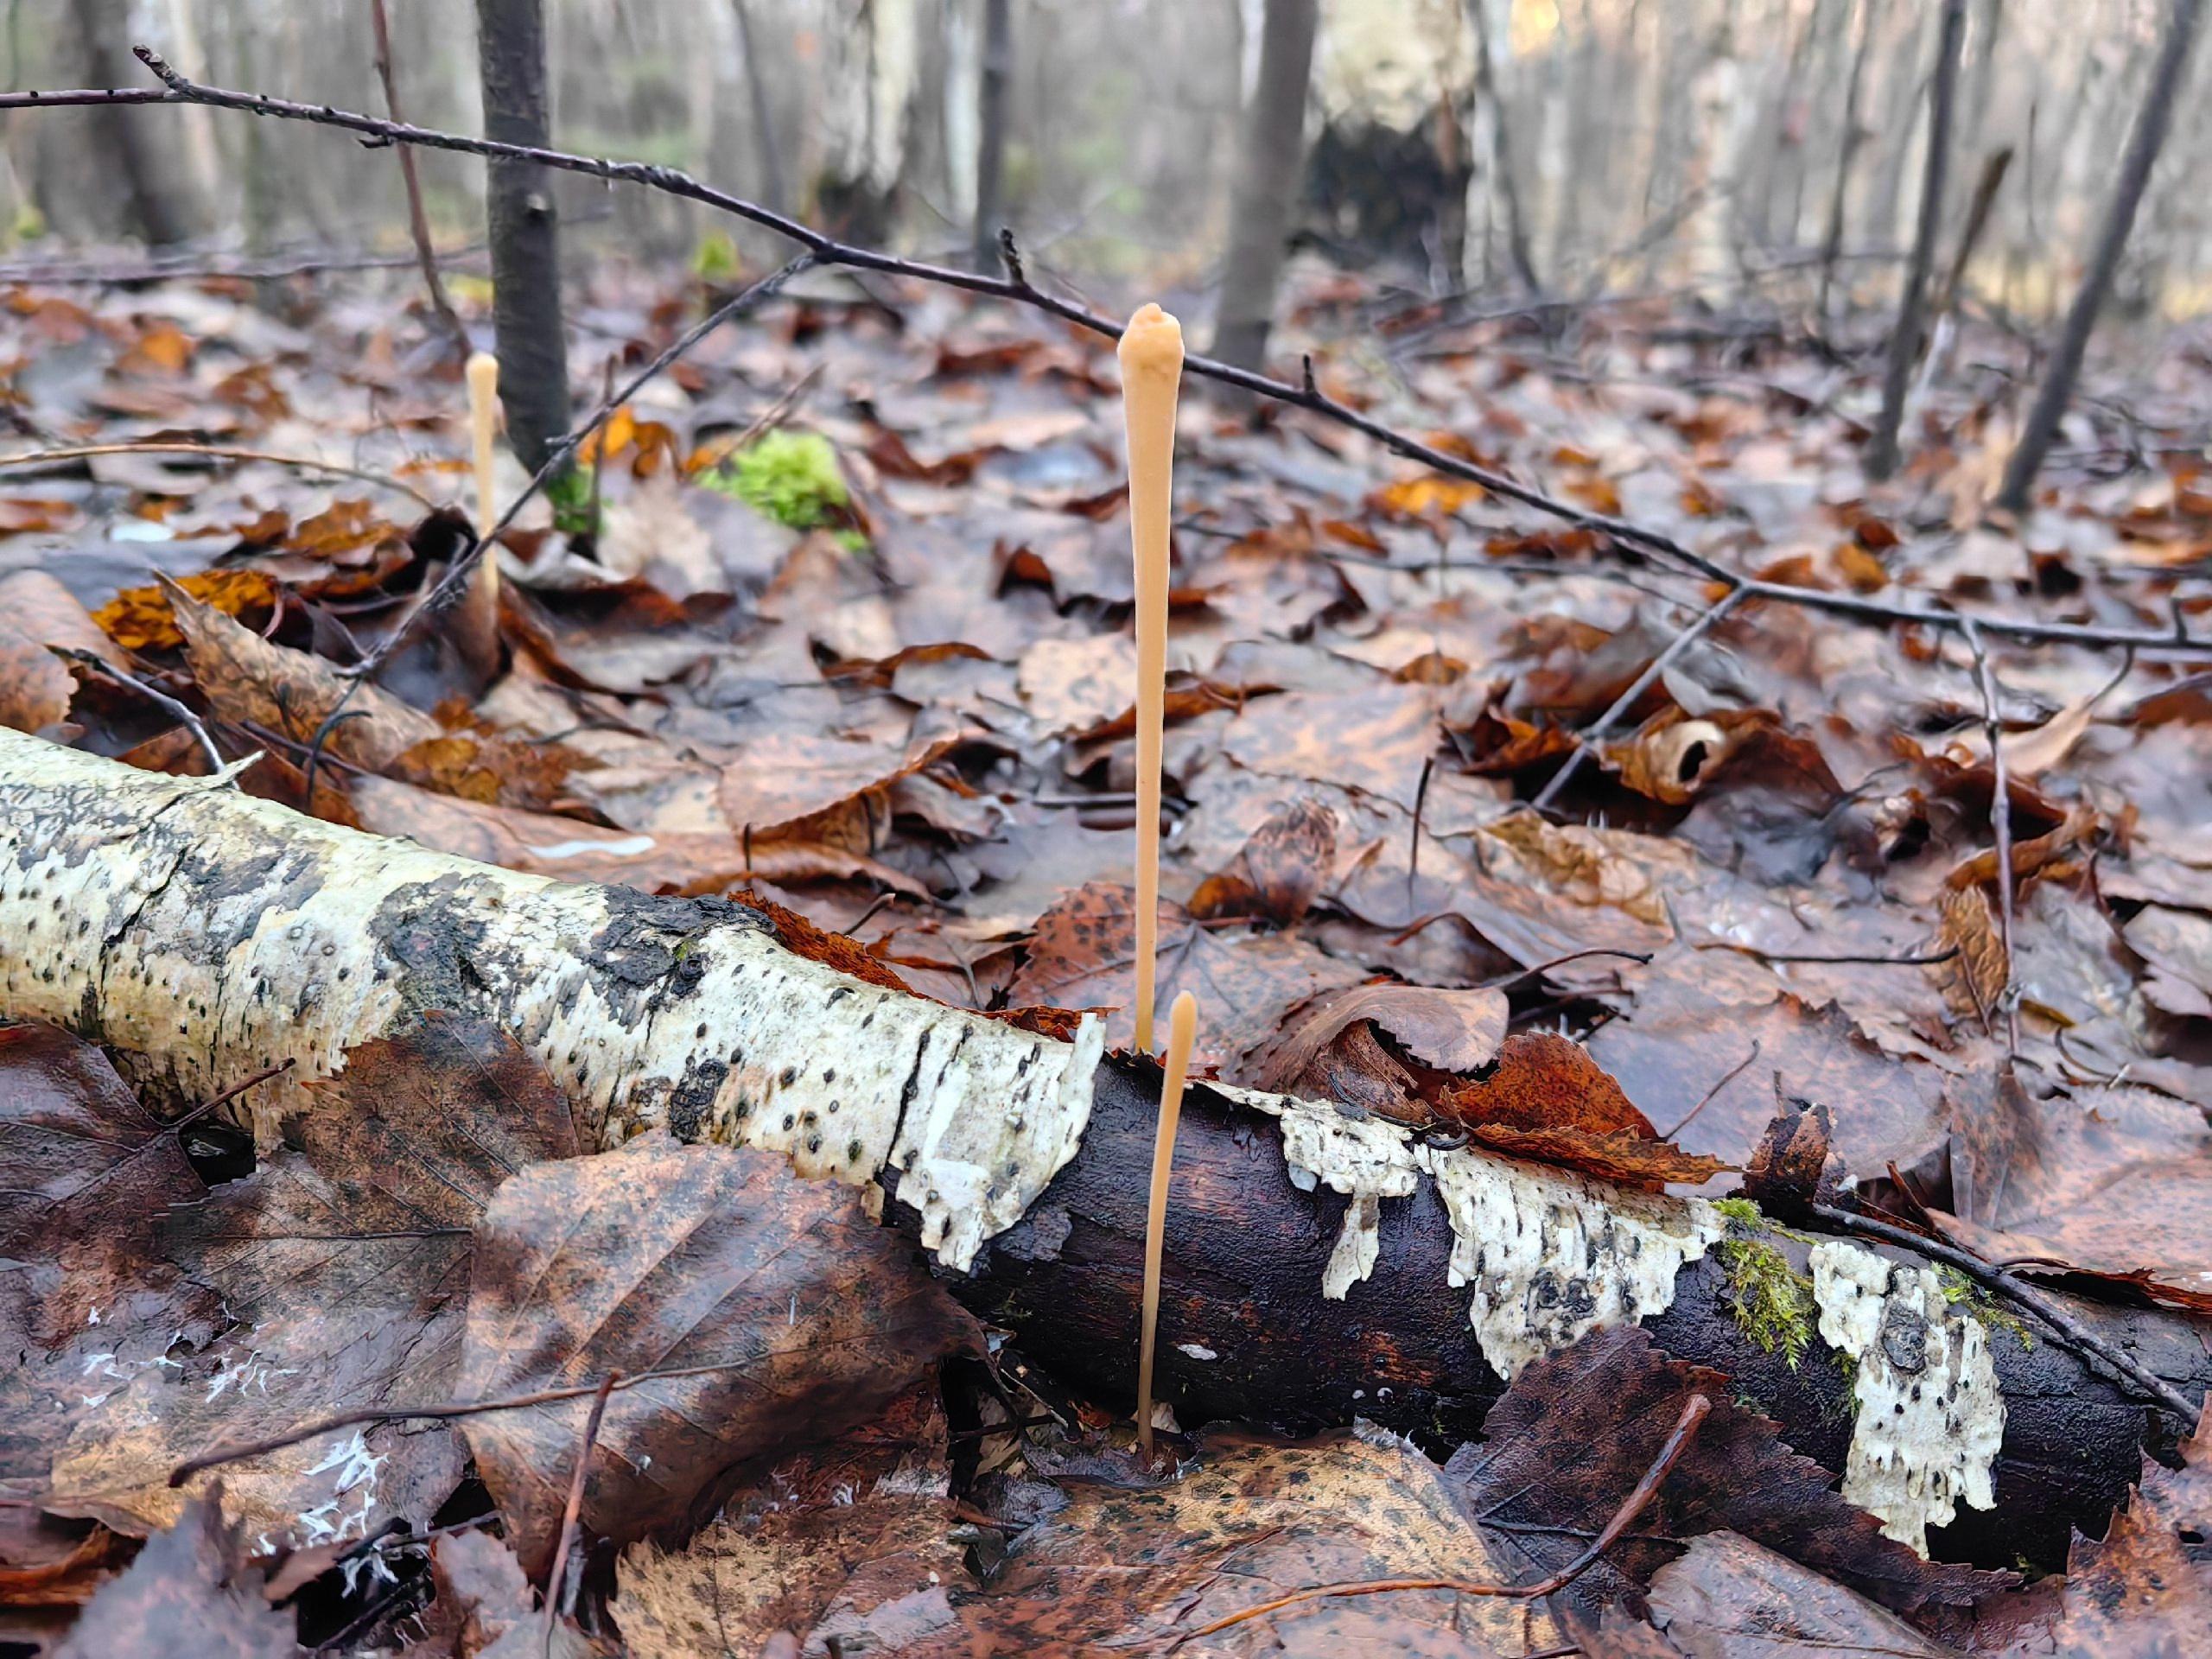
[2050,1400,2212,1656]
[933,1427,1562,1656]
[93,568,277,653]
[1222,684,1440,810]
[52,1493,292,1659]
[0,570,120,734]
[454,1135,976,1578]
[1444,1327,2006,1616]
[1645,1532,1954,1658]
[1007,881,1364,1069]
[1188,796,1338,928]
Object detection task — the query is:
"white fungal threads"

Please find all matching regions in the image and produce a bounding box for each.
[1809,1241,2005,1556]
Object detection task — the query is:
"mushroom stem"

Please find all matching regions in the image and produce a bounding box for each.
[1118,302,1184,1053]
[1136,988,1199,1465]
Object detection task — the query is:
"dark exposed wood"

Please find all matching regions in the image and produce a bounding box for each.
[1996,0,2205,514]
[950,1058,2212,1573]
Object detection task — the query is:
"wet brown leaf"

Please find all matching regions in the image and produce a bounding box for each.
[1643,1532,1954,1658]
[921,1428,1560,1657]
[51,1494,292,1659]
[1444,1327,2008,1617]
[0,570,121,734]
[1249,982,1509,1122]
[1007,881,1365,1070]
[1188,796,1338,929]
[2050,1400,2212,1656]
[1221,684,1440,810]
[454,1135,976,1578]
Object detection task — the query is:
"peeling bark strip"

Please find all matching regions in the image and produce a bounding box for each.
[3,729,2209,1569]
[1810,1243,2005,1554]
[0,728,1097,1271]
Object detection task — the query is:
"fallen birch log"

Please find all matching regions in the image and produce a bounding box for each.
[1,727,2203,1572]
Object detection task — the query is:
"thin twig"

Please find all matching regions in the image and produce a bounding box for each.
[1694,943,1963,967]
[1178,1395,1710,1643]
[1660,1039,1763,1141]
[48,646,231,778]
[0,442,440,512]
[368,0,467,356]
[168,1319,945,1485]
[1809,1205,2200,1422]
[1476,948,1656,988]
[1529,588,1747,814]
[1958,619,2021,1056]
[168,1057,297,1134]
[3,48,2199,663]
[542,1372,616,1651]
[0,241,487,287]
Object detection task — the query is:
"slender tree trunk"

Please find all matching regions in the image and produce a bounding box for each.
[70,0,216,246]
[728,0,788,215]
[971,0,1012,270]
[474,0,572,474]
[1817,0,1882,320]
[1210,0,1320,378]
[372,0,468,358]
[1910,144,2012,404]
[1995,0,2204,515]
[1468,0,1541,295]
[1865,0,1966,482]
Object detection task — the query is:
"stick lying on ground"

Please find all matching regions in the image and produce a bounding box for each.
[0,727,2203,1572]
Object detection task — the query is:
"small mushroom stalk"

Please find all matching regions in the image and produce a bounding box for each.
[459,349,504,681]
[1136,988,1199,1464]
[1117,303,1185,1053]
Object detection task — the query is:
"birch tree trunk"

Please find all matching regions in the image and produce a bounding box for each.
[1211,0,1321,378]
[0,728,2205,1572]
[474,0,573,475]
[1995,0,2204,514]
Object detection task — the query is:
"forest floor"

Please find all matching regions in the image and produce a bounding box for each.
[3,253,2212,1656]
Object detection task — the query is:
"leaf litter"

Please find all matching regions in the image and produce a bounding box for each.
[3,251,2212,1653]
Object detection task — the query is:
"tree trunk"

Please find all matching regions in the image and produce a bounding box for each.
[69,0,217,247]
[1210,0,1320,378]
[728,0,789,216]
[1995,0,2204,515]
[971,0,1013,271]
[1468,0,1541,295]
[474,0,572,475]
[0,727,2204,1573]
[1865,0,1966,482]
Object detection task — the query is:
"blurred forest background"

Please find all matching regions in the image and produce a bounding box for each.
[7,0,2209,340]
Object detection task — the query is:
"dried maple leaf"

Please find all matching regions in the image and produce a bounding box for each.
[454,1135,976,1578]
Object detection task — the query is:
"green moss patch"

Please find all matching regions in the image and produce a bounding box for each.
[1717,1236,1819,1370]
[705,430,850,531]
